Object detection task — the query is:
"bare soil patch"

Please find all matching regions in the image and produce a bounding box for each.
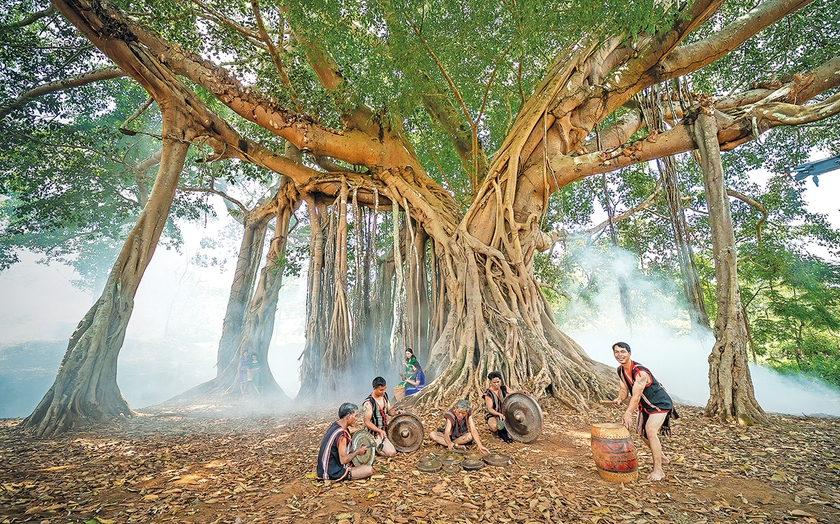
[1,402,838,523]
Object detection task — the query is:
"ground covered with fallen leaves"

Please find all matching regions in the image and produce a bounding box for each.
[1,400,838,524]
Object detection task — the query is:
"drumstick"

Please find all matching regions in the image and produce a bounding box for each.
[599,400,616,405]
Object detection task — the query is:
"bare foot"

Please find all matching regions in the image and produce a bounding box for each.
[647,470,665,481]
[661,455,670,465]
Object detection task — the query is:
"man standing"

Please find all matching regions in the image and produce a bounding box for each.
[362,376,403,457]
[611,341,679,481]
[316,403,374,481]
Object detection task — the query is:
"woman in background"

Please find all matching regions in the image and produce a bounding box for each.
[399,348,425,396]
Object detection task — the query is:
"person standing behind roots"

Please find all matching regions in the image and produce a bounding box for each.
[362,376,403,457]
[249,353,262,394]
[610,341,679,481]
[483,371,514,443]
[316,403,374,481]
[429,399,490,454]
[238,353,250,395]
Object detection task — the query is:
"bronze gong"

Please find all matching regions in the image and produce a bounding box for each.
[482,452,511,467]
[501,392,543,443]
[461,457,485,471]
[387,413,425,453]
[440,451,463,466]
[442,464,461,474]
[350,430,376,466]
[417,458,442,473]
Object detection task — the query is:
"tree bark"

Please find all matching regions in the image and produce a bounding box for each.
[693,110,767,425]
[20,110,191,436]
[218,180,299,398]
[215,204,273,373]
[297,196,334,399]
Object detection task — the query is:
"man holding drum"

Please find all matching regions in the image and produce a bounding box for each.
[316,403,374,481]
[611,341,679,481]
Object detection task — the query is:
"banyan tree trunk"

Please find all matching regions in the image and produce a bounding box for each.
[412,47,627,408]
[325,180,353,389]
[406,224,433,364]
[215,204,273,374]
[297,196,340,399]
[297,191,436,399]
[20,113,191,437]
[213,180,299,398]
[170,180,299,402]
[215,144,301,375]
[694,111,766,425]
[389,200,408,366]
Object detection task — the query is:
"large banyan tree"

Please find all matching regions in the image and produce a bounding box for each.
[8,0,839,435]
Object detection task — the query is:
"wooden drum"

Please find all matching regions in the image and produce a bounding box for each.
[591,422,638,483]
[393,385,406,401]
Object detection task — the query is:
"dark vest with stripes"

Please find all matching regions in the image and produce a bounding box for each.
[364,393,390,432]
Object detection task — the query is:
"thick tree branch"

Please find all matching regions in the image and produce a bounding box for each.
[130,22,405,167]
[599,0,724,110]
[0,67,125,119]
[2,5,56,28]
[293,31,379,133]
[660,0,813,80]
[749,92,840,127]
[547,57,840,188]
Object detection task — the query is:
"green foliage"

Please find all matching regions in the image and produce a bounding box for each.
[737,186,840,387]
[765,354,840,387]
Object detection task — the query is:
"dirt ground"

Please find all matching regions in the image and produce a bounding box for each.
[1,400,838,523]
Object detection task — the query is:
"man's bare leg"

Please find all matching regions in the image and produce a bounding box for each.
[452,434,473,449]
[430,431,472,449]
[644,412,668,481]
[350,465,374,479]
[373,434,397,457]
[640,436,670,465]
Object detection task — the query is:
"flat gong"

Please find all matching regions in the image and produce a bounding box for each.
[442,464,461,474]
[461,457,484,471]
[502,392,543,443]
[440,452,463,466]
[417,458,442,473]
[387,413,425,453]
[350,430,375,466]
[483,452,511,467]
